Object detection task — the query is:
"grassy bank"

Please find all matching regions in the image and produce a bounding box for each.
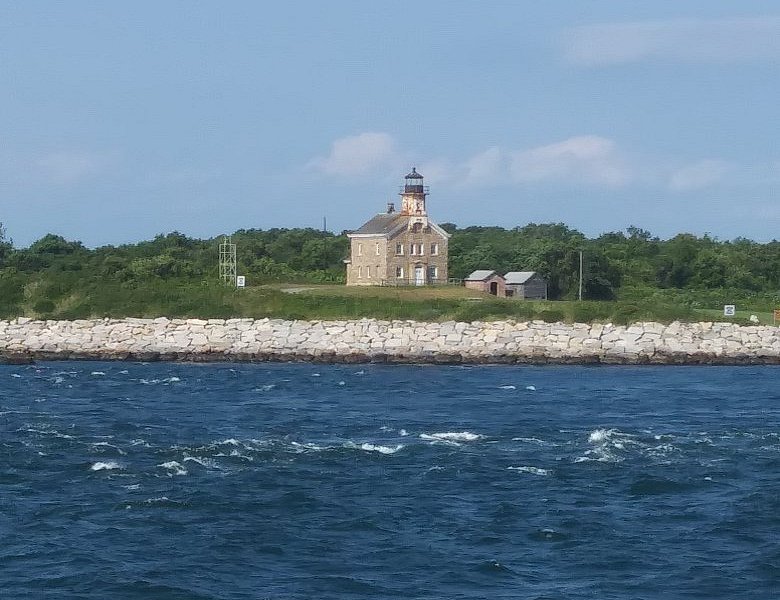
[7,280,777,326]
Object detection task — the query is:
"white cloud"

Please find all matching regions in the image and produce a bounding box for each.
[308,133,747,193]
[461,146,504,185]
[563,16,780,66]
[37,152,105,184]
[418,147,504,188]
[669,159,732,191]
[509,135,630,187]
[308,132,402,177]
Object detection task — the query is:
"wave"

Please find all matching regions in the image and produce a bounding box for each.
[507,465,551,476]
[157,461,188,476]
[90,442,126,455]
[90,461,123,471]
[182,456,221,469]
[356,443,404,455]
[577,428,639,463]
[588,428,617,444]
[420,431,482,443]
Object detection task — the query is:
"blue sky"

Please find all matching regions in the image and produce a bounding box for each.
[2,1,779,247]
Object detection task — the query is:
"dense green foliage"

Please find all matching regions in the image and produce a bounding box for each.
[0,222,778,321]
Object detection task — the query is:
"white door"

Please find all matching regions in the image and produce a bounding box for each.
[414,266,425,286]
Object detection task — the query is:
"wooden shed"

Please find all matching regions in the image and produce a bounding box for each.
[504,271,548,300]
[464,270,506,296]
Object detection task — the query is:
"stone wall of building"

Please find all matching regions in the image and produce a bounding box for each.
[346,237,387,285]
[1,317,779,364]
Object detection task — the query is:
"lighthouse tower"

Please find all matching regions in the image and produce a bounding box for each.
[399,167,428,216]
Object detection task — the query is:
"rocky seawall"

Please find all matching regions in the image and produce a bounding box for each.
[1,317,780,365]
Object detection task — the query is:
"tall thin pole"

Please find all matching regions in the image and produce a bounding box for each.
[578,250,583,301]
[322,216,327,272]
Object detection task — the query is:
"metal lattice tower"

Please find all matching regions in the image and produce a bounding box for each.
[218,236,237,285]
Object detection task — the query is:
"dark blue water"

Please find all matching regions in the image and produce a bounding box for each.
[2,363,779,599]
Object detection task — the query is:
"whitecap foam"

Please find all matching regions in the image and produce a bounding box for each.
[357,443,404,455]
[399,429,409,437]
[588,428,614,444]
[90,461,123,471]
[289,441,326,453]
[158,461,188,476]
[144,496,171,505]
[525,385,536,391]
[420,431,482,443]
[182,456,220,469]
[499,385,516,390]
[91,371,105,376]
[11,374,22,378]
[512,437,545,444]
[507,466,550,476]
[91,442,126,455]
[578,428,642,463]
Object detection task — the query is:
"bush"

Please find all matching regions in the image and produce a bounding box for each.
[33,299,56,315]
[539,309,565,323]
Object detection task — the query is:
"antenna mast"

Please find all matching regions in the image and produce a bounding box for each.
[219,235,237,285]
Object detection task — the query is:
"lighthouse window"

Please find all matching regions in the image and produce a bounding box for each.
[375,242,380,255]
[396,267,404,279]
[357,243,363,256]
[395,243,403,256]
[431,243,439,255]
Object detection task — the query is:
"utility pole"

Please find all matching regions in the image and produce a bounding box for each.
[322,216,328,270]
[578,250,583,301]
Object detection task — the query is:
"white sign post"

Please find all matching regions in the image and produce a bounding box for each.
[236,275,246,288]
[723,304,736,317]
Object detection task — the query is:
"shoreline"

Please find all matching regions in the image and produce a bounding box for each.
[1,316,779,366]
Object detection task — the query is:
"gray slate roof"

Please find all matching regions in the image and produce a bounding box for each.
[350,213,408,235]
[504,271,539,285]
[465,270,498,281]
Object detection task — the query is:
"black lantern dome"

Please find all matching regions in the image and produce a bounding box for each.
[403,167,424,193]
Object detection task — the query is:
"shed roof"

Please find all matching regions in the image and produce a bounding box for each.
[504,271,539,285]
[465,269,498,281]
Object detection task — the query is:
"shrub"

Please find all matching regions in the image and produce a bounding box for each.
[539,309,565,323]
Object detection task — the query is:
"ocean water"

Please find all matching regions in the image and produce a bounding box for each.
[1,362,778,599]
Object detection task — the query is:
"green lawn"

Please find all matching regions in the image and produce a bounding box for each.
[11,279,780,325]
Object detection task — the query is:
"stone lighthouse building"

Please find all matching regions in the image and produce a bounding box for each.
[345,168,450,286]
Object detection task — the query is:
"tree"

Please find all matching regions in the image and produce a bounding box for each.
[0,222,12,266]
